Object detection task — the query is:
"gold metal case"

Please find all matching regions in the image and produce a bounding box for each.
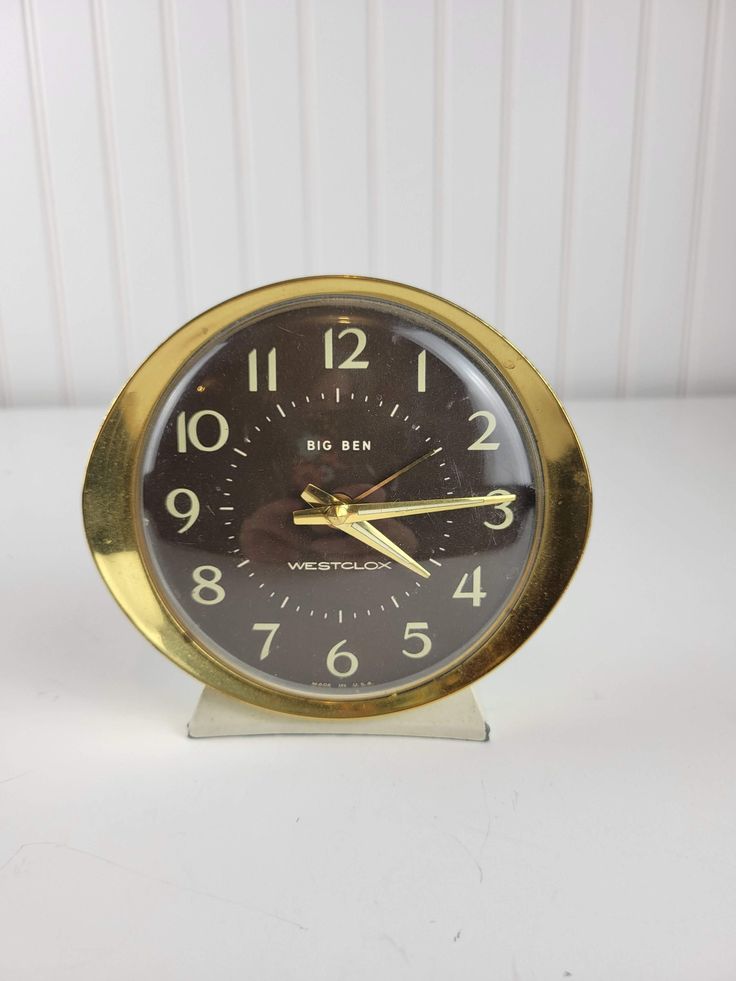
[83,276,592,718]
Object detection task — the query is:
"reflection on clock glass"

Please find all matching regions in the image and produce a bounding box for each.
[140,296,541,699]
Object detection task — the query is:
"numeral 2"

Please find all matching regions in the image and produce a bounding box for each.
[467,410,499,451]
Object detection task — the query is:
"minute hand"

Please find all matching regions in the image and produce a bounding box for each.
[333,492,515,524]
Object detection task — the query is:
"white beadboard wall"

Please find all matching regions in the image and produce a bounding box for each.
[0,0,734,406]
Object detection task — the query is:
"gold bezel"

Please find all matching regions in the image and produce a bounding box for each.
[82,276,591,718]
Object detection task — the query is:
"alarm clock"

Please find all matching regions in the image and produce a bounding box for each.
[83,276,591,721]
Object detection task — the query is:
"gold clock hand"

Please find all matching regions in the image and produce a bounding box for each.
[300,484,336,507]
[293,491,516,526]
[341,492,516,522]
[353,447,442,501]
[332,519,431,579]
[294,484,431,578]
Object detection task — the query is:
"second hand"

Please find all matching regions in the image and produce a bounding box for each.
[353,447,443,502]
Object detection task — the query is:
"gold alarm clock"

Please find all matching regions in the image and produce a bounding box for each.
[83,276,591,720]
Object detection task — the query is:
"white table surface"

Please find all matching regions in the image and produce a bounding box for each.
[1,398,735,980]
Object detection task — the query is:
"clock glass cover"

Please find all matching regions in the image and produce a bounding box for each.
[140,294,540,700]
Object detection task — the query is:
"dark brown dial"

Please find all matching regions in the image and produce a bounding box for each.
[140,295,539,699]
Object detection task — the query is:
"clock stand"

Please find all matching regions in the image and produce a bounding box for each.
[188,685,489,741]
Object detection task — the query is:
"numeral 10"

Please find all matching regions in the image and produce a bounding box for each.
[176,410,229,452]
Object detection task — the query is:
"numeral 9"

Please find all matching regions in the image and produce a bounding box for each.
[165,488,200,533]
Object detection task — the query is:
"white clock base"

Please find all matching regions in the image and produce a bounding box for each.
[187,685,489,741]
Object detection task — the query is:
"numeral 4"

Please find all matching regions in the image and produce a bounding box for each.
[452,566,487,607]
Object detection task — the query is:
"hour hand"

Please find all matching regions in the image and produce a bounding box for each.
[297,483,342,521]
[300,483,336,507]
[293,484,430,579]
[294,506,332,525]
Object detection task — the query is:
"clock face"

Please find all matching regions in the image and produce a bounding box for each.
[139,296,540,700]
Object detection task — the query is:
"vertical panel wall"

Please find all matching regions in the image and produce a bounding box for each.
[0,0,733,405]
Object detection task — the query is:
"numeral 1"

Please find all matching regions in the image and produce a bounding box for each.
[417,350,427,392]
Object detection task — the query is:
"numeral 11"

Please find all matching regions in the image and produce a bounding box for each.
[248,348,277,392]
